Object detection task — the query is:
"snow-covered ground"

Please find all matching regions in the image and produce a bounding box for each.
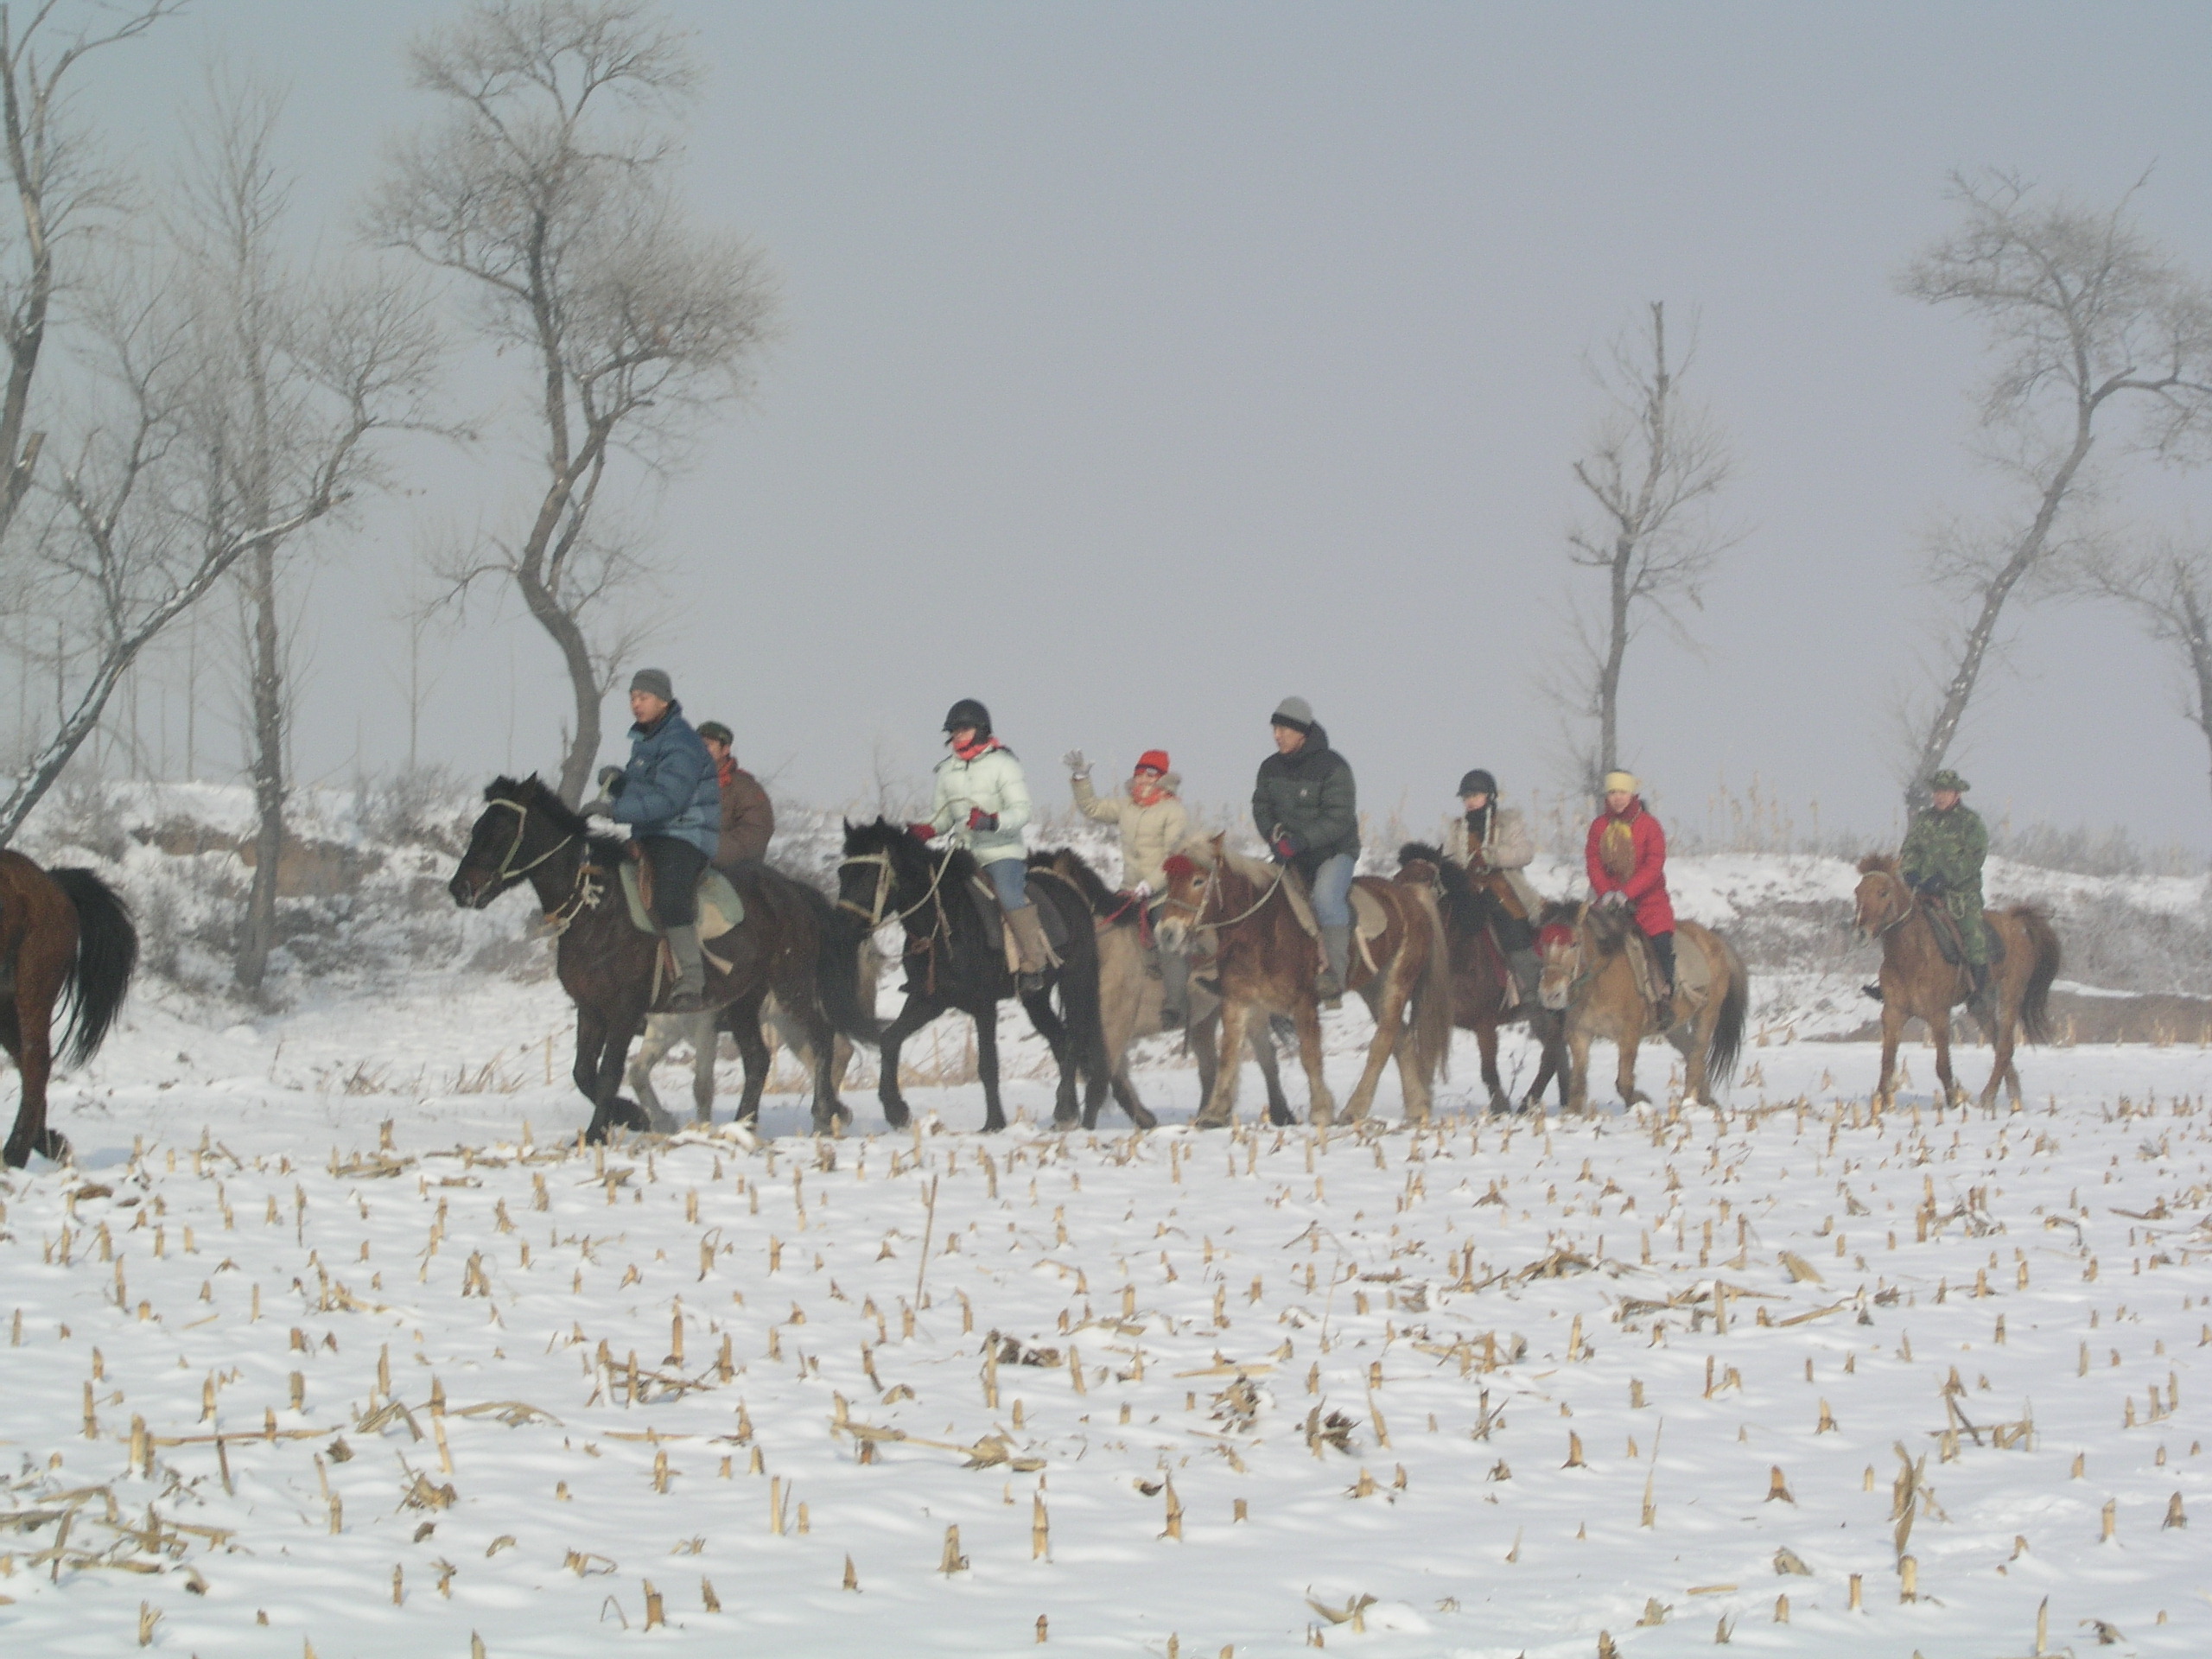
[5,961,2212,1657]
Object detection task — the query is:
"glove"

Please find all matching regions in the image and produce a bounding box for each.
[1131,880,1153,901]
[907,822,939,842]
[1063,749,1089,776]
[1272,835,1299,862]
[596,766,626,798]
[968,808,998,832]
[1597,889,1629,909]
[582,797,617,823]
[1910,876,1943,896]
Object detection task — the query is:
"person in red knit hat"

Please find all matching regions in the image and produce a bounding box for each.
[1065,746,1192,1023]
[1585,769,1676,1005]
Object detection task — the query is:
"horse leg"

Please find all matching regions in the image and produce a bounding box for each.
[1929,1007,1963,1108]
[1,986,64,1168]
[1564,1023,1592,1117]
[1477,1017,1509,1114]
[1615,1026,1649,1109]
[728,995,772,1127]
[875,996,935,1129]
[690,1009,720,1123]
[1344,969,1406,1124]
[1981,986,2020,1111]
[1193,998,1249,1129]
[1683,1007,1713,1107]
[1294,996,1335,1128]
[1873,1001,1903,1110]
[624,1014,677,1129]
[1023,989,1079,1130]
[1253,1025,1294,1127]
[573,1007,616,1143]
[976,1007,1007,1135]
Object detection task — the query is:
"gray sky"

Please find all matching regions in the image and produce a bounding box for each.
[65,2,2212,852]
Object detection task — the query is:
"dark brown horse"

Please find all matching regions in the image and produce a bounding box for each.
[1397,842,1567,1115]
[1,851,137,1166]
[1157,836,1452,1128]
[1853,855,2060,1110]
[448,778,875,1142]
[1038,846,1290,1129]
[835,819,1111,1133]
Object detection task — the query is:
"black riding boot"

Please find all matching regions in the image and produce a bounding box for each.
[1649,931,1676,1005]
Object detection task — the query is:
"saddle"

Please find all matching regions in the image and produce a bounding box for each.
[1917,896,2001,970]
[1622,927,1710,1025]
[620,858,744,941]
[1235,850,1389,973]
[964,873,1069,977]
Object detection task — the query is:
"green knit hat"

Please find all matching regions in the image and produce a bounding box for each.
[1927,768,1970,793]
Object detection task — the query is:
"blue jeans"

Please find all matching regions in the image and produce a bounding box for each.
[1309,852,1355,928]
[983,856,1028,911]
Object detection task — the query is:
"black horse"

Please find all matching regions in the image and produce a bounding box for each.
[448,777,876,1142]
[836,818,1109,1132]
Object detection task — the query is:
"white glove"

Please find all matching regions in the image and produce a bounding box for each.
[1131,880,1153,901]
[1597,889,1629,909]
[1063,749,1089,776]
[582,798,617,823]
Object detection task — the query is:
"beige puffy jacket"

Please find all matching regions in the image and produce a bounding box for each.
[1072,771,1189,893]
[1444,804,1541,918]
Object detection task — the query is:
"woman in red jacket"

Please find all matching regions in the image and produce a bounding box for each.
[1585,770,1675,998]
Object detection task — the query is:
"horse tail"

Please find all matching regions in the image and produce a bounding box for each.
[49,868,137,1067]
[2014,907,2062,1045]
[805,888,884,1046]
[1409,886,1453,1085]
[1703,935,1748,1090]
[1045,885,1114,1096]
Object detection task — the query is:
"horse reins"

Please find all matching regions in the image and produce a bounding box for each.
[1162,861,1286,932]
[483,796,602,937]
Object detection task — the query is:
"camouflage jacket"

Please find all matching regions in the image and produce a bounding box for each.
[1899,803,1986,902]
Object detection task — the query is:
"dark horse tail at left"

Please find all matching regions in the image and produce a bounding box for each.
[49,868,137,1066]
[1705,946,1747,1090]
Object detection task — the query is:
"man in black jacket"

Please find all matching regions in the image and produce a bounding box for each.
[1252,696,1358,999]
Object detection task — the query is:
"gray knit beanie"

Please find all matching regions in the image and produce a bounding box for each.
[629,667,674,702]
[1269,695,1314,734]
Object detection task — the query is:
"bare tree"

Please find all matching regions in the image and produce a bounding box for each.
[0,2,181,545]
[1556,301,1738,793]
[368,0,779,804]
[0,213,442,851]
[2066,537,2212,810]
[1896,170,2212,807]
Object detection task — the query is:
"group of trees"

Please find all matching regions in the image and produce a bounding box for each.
[1559,173,2212,815]
[0,0,776,994]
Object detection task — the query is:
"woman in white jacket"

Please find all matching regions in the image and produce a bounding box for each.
[919,698,1051,991]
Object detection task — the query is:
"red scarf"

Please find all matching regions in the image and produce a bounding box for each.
[951,734,1001,763]
[1128,777,1169,807]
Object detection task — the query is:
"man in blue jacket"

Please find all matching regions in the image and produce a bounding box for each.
[588,668,721,1010]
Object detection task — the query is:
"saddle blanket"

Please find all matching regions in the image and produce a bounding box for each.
[619,863,743,940]
[1217,847,1389,944]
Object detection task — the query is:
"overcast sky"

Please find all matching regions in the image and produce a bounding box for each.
[60,2,2212,854]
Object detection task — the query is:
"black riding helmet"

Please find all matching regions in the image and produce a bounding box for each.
[1458,768,1497,798]
[943,698,992,737]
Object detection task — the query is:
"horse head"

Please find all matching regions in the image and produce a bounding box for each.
[1535,900,1586,1011]
[1154,833,1224,953]
[837,817,961,930]
[1853,853,1909,938]
[448,775,590,910]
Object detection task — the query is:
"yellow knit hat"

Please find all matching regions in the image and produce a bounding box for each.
[1602,771,1639,794]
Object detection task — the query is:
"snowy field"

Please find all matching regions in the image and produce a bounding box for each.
[5,969,2212,1657]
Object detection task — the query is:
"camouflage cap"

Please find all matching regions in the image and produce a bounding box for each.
[1928,768,1970,793]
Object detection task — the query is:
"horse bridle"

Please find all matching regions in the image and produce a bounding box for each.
[1863,871,1918,939]
[836,846,955,931]
[481,796,600,932]
[1159,859,1285,931]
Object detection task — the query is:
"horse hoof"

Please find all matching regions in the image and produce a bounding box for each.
[1191,1112,1231,1131]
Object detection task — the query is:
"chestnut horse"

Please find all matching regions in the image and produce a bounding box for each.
[1397,842,1567,1115]
[1852,855,2059,1109]
[1537,902,1747,1113]
[1,850,137,1166]
[1039,847,1290,1129]
[1157,836,1452,1128]
[448,777,875,1143]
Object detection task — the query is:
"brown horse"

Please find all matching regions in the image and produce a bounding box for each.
[1397,842,1567,1115]
[1157,836,1452,1128]
[1537,902,1747,1113]
[1852,855,2060,1109]
[1039,847,1290,1129]
[448,777,876,1142]
[0,850,137,1166]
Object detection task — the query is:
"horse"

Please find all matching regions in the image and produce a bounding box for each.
[448,777,875,1142]
[1852,855,2060,1109]
[835,819,1112,1133]
[626,912,885,1130]
[0,851,137,1167]
[1037,847,1293,1129]
[1156,835,1452,1128]
[1397,842,1568,1115]
[1536,901,1748,1114]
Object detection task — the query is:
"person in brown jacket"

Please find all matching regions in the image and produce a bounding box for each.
[696,721,774,871]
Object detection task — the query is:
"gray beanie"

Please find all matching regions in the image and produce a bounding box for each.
[1269,695,1314,734]
[629,667,673,702]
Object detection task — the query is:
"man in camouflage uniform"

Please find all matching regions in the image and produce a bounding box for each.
[1898,767,1990,1002]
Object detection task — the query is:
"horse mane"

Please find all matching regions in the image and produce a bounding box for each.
[1535,899,1580,930]
[1217,844,1280,893]
[844,817,980,886]
[1398,840,1446,868]
[1857,852,1900,876]
[1036,847,1121,916]
[486,773,627,863]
